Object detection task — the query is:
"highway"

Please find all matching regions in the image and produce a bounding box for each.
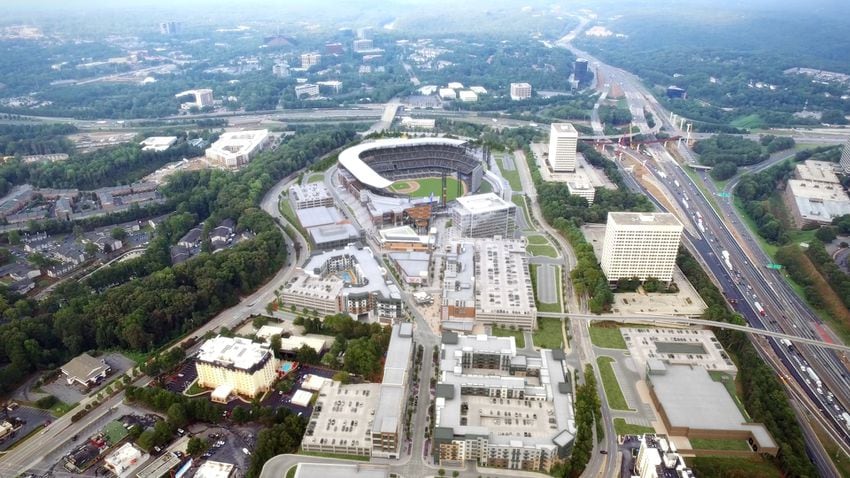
[558,15,850,473]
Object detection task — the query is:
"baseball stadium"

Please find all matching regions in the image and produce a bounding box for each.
[338,137,484,203]
[336,137,489,228]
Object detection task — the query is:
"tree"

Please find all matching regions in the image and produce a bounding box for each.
[814,227,837,243]
[7,230,20,245]
[270,334,281,358]
[167,403,189,428]
[111,227,128,241]
[710,161,738,181]
[295,344,320,364]
[187,437,208,456]
[332,371,351,384]
[84,242,99,257]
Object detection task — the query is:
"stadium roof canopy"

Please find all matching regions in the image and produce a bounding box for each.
[338,137,469,190]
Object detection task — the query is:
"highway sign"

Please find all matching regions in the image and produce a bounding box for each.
[717,192,731,198]
[766,263,783,270]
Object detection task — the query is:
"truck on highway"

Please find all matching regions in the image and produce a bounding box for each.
[780,338,792,348]
[721,250,733,271]
[683,199,689,210]
[806,367,823,389]
[842,412,850,427]
[674,180,681,188]
[697,219,706,234]
[754,301,766,316]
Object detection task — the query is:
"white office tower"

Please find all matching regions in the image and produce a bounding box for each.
[509,82,532,101]
[601,212,683,282]
[548,123,579,172]
[452,193,517,238]
[841,137,850,173]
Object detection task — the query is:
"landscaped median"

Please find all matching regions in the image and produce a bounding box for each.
[588,324,627,349]
[596,356,632,411]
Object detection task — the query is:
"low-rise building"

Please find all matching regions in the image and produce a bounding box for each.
[439,88,457,100]
[458,90,478,102]
[646,362,777,455]
[139,136,177,152]
[308,223,362,250]
[103,443,145,478]
[295,83,320,98]
[302,381,381,457]
[194,460,235,478]
[205,130,271,168]
[399,117,436,129]
[280,245,403,322]
[784,179,850,227]
[795,160,841,184]
[378,225,432,251]
[289,183,334,210]
[433,333,575,472]
[195,336,278,398]
[279,335,328,355]
[61,353,110,387]
[388,251,430,285]
[566,176,596,204]
[635,434,695,478]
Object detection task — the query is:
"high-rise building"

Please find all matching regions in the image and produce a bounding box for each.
[601,212,683,282]
[547,123,579,172]
[300,52,322,69]
[452,193,516,238]
[840,138,850,173]
[272,63,289,78]
[574,58,589,81]
[159,21,180,35]
[509,82,532,101]
[353,38,374,52]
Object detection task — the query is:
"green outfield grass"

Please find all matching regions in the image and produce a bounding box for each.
[389,177,465,202]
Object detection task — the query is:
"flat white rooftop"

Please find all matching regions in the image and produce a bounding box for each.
[139,136,177,151]
[197,336,272,371]
[205,129,269,161]
[455,192,513,214]
[608,211,683,227]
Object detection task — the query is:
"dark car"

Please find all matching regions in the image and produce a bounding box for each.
[600,450,608,455]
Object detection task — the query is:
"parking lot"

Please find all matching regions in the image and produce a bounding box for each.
[0,405,52,451]
[43,353,135,404]
[163,360,199,394]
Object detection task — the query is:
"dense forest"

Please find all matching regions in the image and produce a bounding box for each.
[576,8,850,128]
[0,127,356,393]
[0,123,78,156]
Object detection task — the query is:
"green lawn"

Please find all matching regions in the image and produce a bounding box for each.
[492,325,525,348]
[389,177,464,201]
[286,466,297,478]
[597,356,632,411]
[305,172,324,183]
[527,243,558,258]
[512,195,533,230]
[298,451,370,462]
[689,456,782,478]
[689,438,751,451]
[589,325,627,349]
[498,154,522,190]
[613,418,654,436]
[533,317,564,349]
[526,234,549,245]
[730,114,764,129]
[50,401,77,417]
[185,380,206,395]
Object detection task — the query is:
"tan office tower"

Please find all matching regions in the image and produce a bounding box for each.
[548,123,579,172]
[601,212,683,282]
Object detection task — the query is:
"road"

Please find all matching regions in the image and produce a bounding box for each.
[558,14,850,473]
[0,171,309,477]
